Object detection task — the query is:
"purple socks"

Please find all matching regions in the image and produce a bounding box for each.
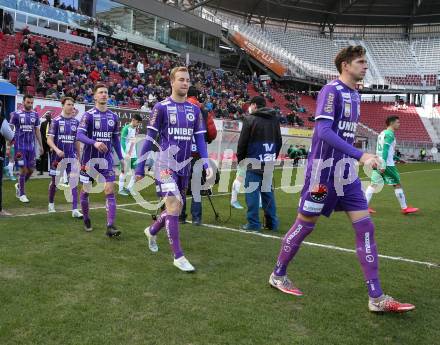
[273,218,315,276]
[150,211,167,236]
[19,173,26,196]
[106,193,116,227]
[48,177,56,203]
[165,214,183,259]
[353,216,383,298]
[80,190,89,221]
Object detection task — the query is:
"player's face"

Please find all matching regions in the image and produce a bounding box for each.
[132,119,140,127]
[23,98,34,111]
[391,119,401,130]
[94,87,109,105]
[63,101,75,117]
[346,55,368,81]
[171,72,190,97]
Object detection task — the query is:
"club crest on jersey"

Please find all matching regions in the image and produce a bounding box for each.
[186,113,195,122]
[344,102,351,117]
[310,184,328,202]
[169,113,177,125]
[71,125,77,131]
[94,119,101,129]
[30,117,35,123]
[108,119,115,127]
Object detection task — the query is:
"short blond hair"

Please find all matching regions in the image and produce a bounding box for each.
[170,66,189,81]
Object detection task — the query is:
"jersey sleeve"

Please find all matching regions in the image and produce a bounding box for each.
[34,115,40,128]
[148,103,163,132]
[78,112,90,133]
[9,112,18,129]
[193,106,206,135]
[47,119,58,137]
[315,84,338,121]
[120,124,128,152]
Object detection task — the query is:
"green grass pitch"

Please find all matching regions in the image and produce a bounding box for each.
[0,163,439,345]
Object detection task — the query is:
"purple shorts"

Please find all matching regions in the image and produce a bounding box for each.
[155,169,189,199]
[15,149,36,169]
[79,164,116,184]
[298,178,368,218]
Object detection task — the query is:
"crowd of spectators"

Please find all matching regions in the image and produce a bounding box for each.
[1,29,319,128]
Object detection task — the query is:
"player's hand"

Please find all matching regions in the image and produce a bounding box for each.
[205,167,214,181]
[56,149,65,158]
[379,168,385,174]
[93,141,108,153]
[135,174,144,182]
[360,153,381,169]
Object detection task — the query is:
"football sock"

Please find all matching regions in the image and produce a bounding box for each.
[127,174,135,191]
[71,185,78,210]
[273,218,315,276]
[352,216,383,299]
[19,173,26,196]
[118,173,125,192]
[394,188,407,209]
[365,185,375,205]
[48,176,56,203]
[7,162,14,176]
[106,193,116,226]
[165,214,183,259]
[80,190,90,221]
[150,210,167,236]
[231,179,241,203]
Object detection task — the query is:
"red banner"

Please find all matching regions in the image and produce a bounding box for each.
[230,32,287,77]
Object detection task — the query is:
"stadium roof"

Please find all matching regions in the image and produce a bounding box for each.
[200,0,440,26]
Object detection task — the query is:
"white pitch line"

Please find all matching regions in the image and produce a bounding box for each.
[4,167,439,219]
[198,223,439,268]
[117,207,439,268]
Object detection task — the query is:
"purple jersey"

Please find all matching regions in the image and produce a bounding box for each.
[47,116,79,158]
[148,97,206,176]
[306,79,361,182]
[10,109,40,151]
[78,107,120,167]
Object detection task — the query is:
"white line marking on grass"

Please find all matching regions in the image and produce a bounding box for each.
[5,167,439,218]
[199,223,439,268]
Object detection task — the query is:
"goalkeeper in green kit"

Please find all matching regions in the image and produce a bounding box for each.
[365,116,419,215]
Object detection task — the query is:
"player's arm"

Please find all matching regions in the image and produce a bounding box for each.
[0,117,14,141]
[135,104,162,177]
[9,112,18,131]
[236,117,251,163]
[75,140,81,161]
[46,121,63,157]
[111,125,123,162]
[34,122,44,155]
[120,124,128,156]
[381,132,394,165]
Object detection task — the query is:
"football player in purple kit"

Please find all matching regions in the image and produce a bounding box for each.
[135,66,213,272]
[269,46,415,313]
[46,97,82,218]
[9,94,44,203]
[76,84,125,237]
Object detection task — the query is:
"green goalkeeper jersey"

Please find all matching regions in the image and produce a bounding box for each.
[376,129,396,167]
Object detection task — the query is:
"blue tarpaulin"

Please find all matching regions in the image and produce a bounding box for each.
[0,80,17,96]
